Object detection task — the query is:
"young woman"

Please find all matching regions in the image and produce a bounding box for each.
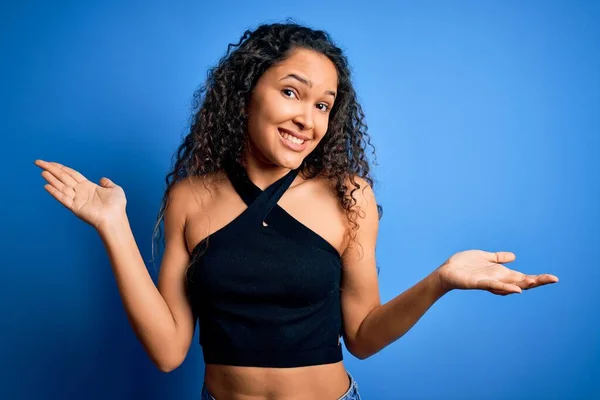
[34,22,558,400]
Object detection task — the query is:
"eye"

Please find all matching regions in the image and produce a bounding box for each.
[316,103,330,113]
[282,88,297,99]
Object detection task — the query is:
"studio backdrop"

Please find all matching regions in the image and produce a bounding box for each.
[2,0,598,398]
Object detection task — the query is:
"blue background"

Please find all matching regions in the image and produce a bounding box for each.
[2,0,598,398]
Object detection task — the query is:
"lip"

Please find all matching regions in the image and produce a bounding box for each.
[278,128,309,152]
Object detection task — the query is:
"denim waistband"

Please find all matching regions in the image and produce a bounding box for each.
[338,370,361,400]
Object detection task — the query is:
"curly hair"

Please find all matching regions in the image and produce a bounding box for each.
[151,20,383,275]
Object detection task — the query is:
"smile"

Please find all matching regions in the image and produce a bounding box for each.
[280,131,305,145]
[278,128,309,152]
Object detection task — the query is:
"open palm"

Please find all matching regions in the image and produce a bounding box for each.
[34,160,127,230]
[437,250,559,295]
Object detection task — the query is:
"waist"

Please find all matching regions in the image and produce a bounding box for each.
[203,361,350,399]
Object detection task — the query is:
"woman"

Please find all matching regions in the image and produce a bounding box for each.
[34,22,558,400]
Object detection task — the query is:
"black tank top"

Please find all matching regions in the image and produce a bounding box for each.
[186,163,344,368]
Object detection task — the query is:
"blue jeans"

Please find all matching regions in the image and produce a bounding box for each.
[201,370,361,399]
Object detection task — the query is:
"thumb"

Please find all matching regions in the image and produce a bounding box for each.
[99,177,116,188]
[482,251,516,264]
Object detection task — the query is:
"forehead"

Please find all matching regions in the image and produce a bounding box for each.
[267,48,338,89]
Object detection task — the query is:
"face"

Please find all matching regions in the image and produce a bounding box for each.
[244,48,338,170]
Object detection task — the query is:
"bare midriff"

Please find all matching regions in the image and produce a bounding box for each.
[204,361,351,400]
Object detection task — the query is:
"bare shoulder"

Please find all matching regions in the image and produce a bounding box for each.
[168,171,228,205]
[344,175,376,205]
[166,171,229,253]
[310,172,375,201]
[291,173,376,256]
[165,171,230,224]
[315,173,377,222]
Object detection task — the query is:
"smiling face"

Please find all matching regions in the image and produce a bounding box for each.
[244,48,338,171]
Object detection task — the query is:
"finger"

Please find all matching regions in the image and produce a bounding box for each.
[477,279,522,294]
[538,274,559,283]
[482,251,516,264]
[48,161,85,187]
[43,184,74,210]
[528,274,559,288]
[41,170,74,196]
[100,177,116,188]
[34,160,82,187]
[56,163,88,183]
[510,273,538,290]
[35,160,78,187]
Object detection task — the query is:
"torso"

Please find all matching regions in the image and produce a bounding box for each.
[183,170,352,399]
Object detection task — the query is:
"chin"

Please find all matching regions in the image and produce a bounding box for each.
[276,158,303,170]
[271,153,305,170]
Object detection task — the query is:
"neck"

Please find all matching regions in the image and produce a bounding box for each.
[242,146,295,191]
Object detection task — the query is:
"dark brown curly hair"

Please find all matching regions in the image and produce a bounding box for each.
[151,20,383,274]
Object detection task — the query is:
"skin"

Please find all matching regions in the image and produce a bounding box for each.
[243,48,338,186]
[33,48,559,400]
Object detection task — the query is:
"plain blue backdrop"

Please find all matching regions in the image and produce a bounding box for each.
[2,0,598,398]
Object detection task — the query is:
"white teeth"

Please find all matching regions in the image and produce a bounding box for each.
[280,131,305,145]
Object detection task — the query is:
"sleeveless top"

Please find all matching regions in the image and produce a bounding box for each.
[186,163,344,368]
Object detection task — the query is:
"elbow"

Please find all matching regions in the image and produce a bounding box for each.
[156,357,183,373]
[158,365,177,374]
[154,351,185,373]
[156,336,193,373]
[345,341,373,361]
[350,348,372,361]
[157,362,175,373]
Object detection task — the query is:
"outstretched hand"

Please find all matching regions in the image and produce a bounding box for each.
[34,159,127,230]
[436,250,559,295]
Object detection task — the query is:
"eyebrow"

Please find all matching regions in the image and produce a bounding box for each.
[279,73,336,99]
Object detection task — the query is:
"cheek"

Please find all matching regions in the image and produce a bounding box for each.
[246,110,278,145]
[315,116,330,139]
[251,95,291,126]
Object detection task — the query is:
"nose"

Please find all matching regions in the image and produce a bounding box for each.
[292,104,314,131]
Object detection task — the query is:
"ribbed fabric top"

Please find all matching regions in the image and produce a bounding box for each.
[186,163,344,368]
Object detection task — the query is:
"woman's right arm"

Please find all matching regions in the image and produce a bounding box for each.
[98,179,196,373]
[35,159,196,373]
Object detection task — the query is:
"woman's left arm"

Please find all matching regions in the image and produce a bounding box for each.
[340,178,559,360]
